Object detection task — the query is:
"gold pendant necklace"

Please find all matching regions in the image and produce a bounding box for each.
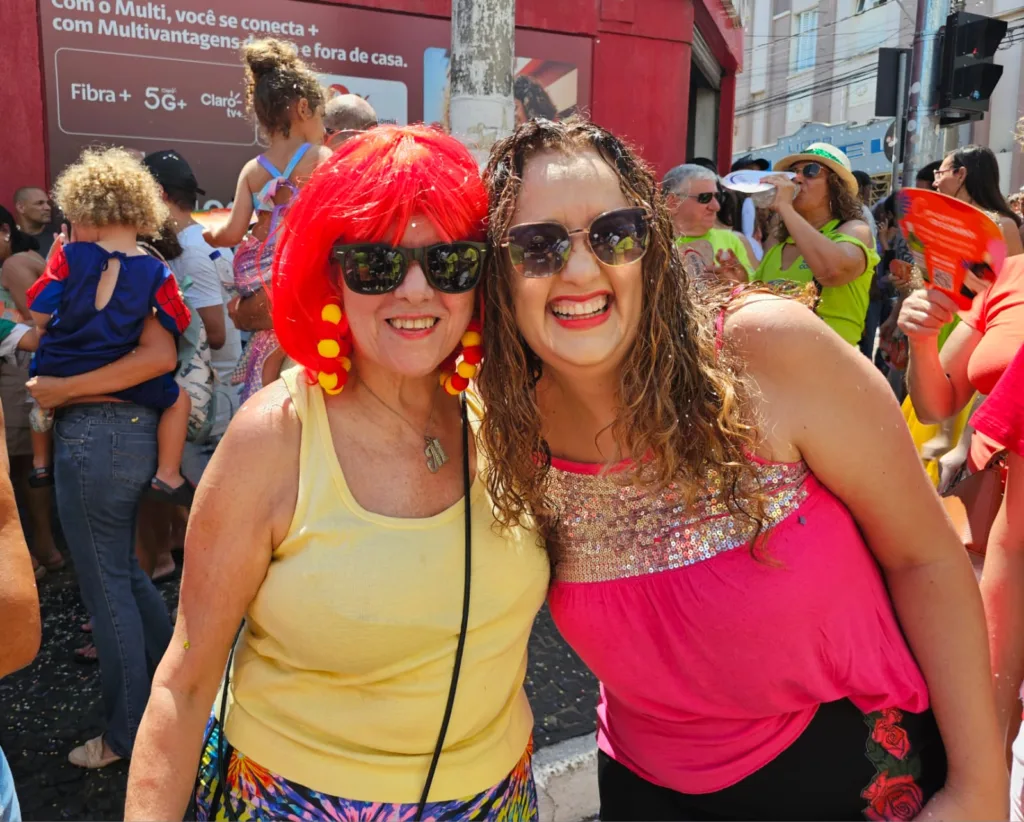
[358,380,448,473]
[423,435,448,474]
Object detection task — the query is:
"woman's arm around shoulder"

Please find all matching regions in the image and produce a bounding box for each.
[124,380,301,821]
[26,315,178,410]
[723,296,1007,818]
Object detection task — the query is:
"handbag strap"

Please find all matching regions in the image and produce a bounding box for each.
[189,622,242,819]
[415,393,473,820]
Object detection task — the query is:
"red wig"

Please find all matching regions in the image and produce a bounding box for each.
[272,124,487,392]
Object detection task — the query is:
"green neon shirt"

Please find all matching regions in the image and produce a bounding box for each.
[752,219,881,345]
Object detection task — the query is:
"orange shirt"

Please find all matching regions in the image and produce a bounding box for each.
[962,255,1024,470]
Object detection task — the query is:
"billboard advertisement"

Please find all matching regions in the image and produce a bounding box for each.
[39,0,592,206]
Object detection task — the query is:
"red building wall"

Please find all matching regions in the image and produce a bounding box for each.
[2,0,742,209]
[4,0,49,207]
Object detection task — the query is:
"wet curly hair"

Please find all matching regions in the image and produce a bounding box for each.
[775,169,864,243]
[242,38,325,137]
[478,117,770,549]
[53,147,168,235]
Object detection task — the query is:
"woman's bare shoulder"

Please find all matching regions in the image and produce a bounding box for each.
[227,379,300,449]
[214,380,300,484]
[835,218,872,243]
[240,156,270,189]
[722,293,833,372]
[197,378,301,535]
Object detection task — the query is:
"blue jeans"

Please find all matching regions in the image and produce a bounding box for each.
[0,747,20,822]
[53,403,172,758]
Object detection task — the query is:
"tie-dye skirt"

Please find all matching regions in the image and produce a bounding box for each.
[194,716,538,821]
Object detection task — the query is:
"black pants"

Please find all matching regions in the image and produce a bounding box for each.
[598,699,947,821]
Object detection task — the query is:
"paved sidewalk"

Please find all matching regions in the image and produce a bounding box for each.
[0,563,597,820]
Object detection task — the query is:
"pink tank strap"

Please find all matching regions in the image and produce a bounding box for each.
[715,285,747,354]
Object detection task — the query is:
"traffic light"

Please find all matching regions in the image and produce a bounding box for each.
[937,11,1007,126]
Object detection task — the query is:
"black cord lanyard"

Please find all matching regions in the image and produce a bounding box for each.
[415,392,473,819]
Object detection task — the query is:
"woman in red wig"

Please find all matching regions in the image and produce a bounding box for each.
[124,125,549,821]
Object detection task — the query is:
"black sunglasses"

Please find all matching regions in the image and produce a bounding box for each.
[686,192,719,205]
[502,206,650,278]
[791,161,824,179]
[331,242,487,295]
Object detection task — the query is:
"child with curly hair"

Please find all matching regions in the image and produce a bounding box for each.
[204,37,330,402]
[27,147,194,507]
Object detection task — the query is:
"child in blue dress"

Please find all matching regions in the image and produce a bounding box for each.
[27,147,194,506]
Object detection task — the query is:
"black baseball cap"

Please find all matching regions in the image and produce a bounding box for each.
[143,150,205,196]
[731,154,770,172]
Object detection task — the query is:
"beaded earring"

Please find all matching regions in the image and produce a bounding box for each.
[439,319,484,396]
[315,306,483,397]
[316,302,353,395]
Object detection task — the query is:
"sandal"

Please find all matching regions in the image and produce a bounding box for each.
[74,643,98,665]
[144,477,195,508]
[28,467,55,489]
[68,736,122,769]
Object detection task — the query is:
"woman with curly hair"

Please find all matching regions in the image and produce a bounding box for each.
[477,118,1005,819]
[125,125,548,821]
[752,143,880,345]
[24,147,192,768]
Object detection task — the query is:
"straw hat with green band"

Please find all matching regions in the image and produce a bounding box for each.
[775,142,859,198]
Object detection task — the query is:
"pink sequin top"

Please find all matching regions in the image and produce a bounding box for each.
[546,454,930,795]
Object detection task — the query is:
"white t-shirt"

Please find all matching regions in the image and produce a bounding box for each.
[0,323,29,365]
[172,224,241,375]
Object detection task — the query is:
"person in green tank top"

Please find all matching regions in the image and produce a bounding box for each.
[751,143,879,345]
[662,164,756,283]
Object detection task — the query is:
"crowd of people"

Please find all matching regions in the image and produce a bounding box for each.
[1,33,1024,822]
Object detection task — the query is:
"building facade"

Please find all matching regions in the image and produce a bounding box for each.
[733,0,1024,195]
[2,0,744,207]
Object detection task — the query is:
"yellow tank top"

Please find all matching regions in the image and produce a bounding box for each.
[223,367,549,802]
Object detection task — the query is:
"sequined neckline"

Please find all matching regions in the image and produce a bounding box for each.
[545,457,812,584]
